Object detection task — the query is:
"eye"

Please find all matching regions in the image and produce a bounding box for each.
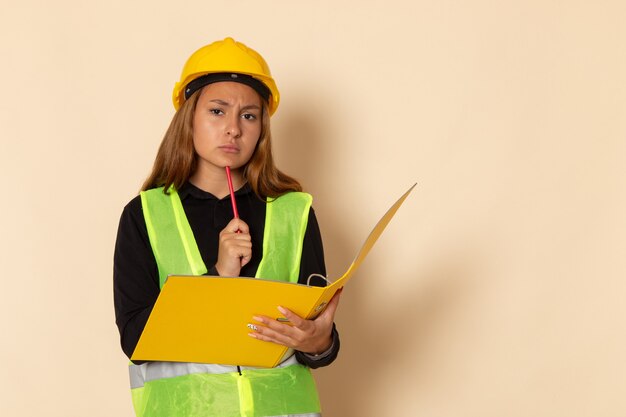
[242,113,258,121]
[209,108,224,116]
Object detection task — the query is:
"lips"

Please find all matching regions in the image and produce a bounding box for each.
[219,145,240,153]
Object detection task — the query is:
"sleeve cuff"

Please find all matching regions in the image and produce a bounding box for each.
[300,337,335,361]
[294,323,340,368]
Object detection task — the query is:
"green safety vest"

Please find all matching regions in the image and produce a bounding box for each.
[130,186,321,417]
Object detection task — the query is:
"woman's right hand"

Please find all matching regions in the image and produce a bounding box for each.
[214,218,252,277]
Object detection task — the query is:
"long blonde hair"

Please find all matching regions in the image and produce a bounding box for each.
[142,88,302,198]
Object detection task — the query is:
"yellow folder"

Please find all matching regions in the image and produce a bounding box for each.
[131,183,416,368]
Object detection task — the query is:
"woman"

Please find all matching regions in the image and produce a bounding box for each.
[114,37,341,417]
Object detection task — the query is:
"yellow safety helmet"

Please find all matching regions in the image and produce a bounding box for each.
[172,37,280,115]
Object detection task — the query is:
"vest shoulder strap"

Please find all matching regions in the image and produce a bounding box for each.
[140,187,207,288]
[256,192,312,283]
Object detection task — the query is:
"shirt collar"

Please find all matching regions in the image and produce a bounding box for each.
[178,181,254,201]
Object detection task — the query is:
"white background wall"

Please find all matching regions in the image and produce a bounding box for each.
[1,1,625,416]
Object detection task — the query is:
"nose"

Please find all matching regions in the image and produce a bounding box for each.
[225,114,242,138]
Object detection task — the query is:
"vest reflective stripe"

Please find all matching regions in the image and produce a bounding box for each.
[256,193,312,283]
[134,187,319,417]
[130,355,300,389]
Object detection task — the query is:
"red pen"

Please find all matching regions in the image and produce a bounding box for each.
[225,166,240,219]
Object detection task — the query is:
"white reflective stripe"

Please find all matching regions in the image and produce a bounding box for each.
[129,362,148,389]
[129,354,300,389]
[271,414,321,417]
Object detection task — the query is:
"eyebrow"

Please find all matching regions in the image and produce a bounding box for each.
[209,99,261,111]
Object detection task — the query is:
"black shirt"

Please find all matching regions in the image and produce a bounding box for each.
[113,182,339,368]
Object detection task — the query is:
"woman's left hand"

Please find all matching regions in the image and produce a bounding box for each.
[248,289,342,355]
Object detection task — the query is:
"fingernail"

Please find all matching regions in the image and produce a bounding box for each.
[252,316,263,322]
[247,323,258,331]
[277,306,287,314]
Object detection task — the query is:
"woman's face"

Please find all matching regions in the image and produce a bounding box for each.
[192,81,263,176]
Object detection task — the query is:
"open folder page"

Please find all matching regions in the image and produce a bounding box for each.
[131,183,416,368]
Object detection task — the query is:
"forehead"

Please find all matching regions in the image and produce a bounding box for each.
[198,81,262,104]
